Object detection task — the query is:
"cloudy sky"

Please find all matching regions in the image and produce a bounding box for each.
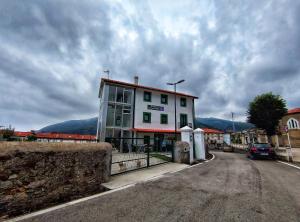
[1,0,300,131]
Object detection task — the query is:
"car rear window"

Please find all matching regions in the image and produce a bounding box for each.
[254,144,270,148]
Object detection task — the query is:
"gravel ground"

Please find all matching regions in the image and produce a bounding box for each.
[19,151,300,222]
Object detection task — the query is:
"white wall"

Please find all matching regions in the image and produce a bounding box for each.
[134,89,194,130]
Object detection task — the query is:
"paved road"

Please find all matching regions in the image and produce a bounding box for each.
[21,151,300,222]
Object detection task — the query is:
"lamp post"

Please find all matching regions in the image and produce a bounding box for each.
[167,79,185,141]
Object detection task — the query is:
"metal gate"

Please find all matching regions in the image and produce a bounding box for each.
[106,137,174,175]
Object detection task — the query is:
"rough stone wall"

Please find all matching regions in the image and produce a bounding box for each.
[0,142,112,219]
[174,142,190,164]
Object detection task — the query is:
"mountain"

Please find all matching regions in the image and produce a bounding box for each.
[39,117,254,135]
[39,117,98,135]
[195,117,254,132]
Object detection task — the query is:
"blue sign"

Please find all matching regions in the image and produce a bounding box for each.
[147,105,164,111]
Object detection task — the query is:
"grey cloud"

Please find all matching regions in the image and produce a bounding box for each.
[0,0,300,130]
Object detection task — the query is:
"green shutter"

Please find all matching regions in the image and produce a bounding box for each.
[160,114,168,124]
[143,112,151,123]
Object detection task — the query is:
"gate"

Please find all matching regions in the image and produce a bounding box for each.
[106,137,174,175]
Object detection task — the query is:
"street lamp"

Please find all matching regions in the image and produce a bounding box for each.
[167,79,185,141]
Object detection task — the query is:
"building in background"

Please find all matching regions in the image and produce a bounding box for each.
[231,128,267,145]
[203,128,224,144]
[97,77,198,150]
[272,108,300,148]
[14,132,96,143]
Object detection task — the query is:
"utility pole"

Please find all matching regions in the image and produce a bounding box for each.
[167,79,185,141]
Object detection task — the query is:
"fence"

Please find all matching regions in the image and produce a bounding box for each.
[106,137,174,175]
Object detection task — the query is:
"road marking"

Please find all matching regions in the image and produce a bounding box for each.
[277,161,300,170]
[7,154,216,222]
[7,184,135,222]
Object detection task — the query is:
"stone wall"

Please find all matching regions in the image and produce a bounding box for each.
[0,142,112,219]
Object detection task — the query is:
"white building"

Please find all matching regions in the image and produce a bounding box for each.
[97,77,198,148]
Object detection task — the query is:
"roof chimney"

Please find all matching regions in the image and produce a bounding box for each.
[134,76,139,85]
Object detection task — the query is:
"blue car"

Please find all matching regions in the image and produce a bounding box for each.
[247,143,275,160]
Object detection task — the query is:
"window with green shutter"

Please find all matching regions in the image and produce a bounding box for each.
[144,91,152,102]
[160,114,168,124]
[143,112,151,123]
[180,114,188,128]
[161,94,168,104]
[180,97,187,107]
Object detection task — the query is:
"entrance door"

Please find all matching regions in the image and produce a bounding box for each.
[154,134,164,152]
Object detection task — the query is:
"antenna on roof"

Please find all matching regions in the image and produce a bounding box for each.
[104,69,110,79]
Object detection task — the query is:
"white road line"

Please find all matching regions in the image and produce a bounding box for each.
[7,154,216,222]
[277,161,300,170]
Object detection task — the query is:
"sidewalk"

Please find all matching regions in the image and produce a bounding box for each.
[103,162,189,189]
[275,147,300,163]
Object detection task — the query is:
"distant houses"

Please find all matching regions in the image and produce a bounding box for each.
[13,132,96,143]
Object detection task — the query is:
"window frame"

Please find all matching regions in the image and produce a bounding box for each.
[287,118,300,129]
[160,114,168,124]
[143,112,151,123]
[161,94,168,104]
[180,97,187,107]
[180,113,188,128]
[144,91,152,102]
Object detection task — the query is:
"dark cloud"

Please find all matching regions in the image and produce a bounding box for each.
[0,0,300,130]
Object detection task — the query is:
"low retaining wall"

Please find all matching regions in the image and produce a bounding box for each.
[0,142,112,219]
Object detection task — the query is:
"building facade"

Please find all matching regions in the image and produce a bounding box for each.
[273,108,300,148]
[97,77,198,147]
[203,128,224,144]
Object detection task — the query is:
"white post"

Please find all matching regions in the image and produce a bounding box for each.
[180,126,194,164]
[287,132,293,161]
[194,128,205,160]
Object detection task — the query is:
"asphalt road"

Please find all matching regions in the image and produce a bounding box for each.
[20,151,300,222]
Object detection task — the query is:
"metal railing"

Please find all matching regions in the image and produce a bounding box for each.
[106,137,174,175]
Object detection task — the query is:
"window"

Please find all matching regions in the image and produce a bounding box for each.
[180,114,188,128]
[161,114,168,124]
[122,106,131,127]
[144,91,152,102]
[108,86,116,102]
[124,90,132,104]
[115,105,122,126]
[144,135,150,144]
[287,118,299,129]
[161,94,168,104]
[106,104,115,126]
[180,97,187,107]
[116,87,123,102]
[143,112,151,123]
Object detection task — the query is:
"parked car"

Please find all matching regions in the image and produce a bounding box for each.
[246,143,275,159]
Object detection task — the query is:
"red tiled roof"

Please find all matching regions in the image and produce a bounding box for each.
[203,128,223,134]
[101,78,198,99]
[131,128,179,133]
[288,108,300,115]
[14,132,32,137]
[14,132,96,140]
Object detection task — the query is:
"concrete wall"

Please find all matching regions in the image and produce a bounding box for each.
[134,88,194,130]
[0,142,112,218]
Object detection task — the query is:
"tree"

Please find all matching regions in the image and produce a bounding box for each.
[247,92,287,137]
[0,128,15,140]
